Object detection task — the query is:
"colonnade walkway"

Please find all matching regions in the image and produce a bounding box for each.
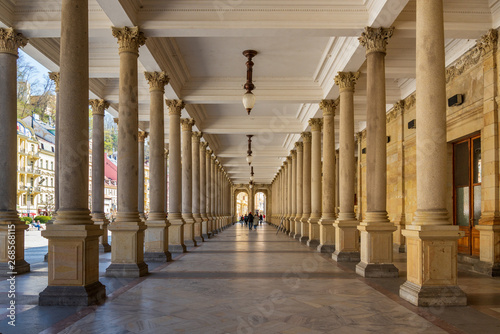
[2,223,500,333]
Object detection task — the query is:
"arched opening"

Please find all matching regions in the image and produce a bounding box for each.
[254,191,266,218]
[236,191,249,218]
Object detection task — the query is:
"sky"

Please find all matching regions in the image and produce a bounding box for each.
[19,49,53,95]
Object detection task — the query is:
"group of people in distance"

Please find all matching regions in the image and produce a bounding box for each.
[239,212,264,230]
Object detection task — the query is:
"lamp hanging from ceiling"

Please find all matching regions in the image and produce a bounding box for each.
[249,166,254,188]
[246,134,253,165]
[242,50,258,115]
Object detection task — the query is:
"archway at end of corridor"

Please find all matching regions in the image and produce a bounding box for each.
[254,191,267,219]
[236,191,249,218]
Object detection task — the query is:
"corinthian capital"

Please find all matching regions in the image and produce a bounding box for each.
[89,99,110,116]
[180,118,195,131]
[358,26,394,55]
[111,26,146,54]
[334,71,360,92]
[49,72,60,92]
[319,99,338,116]
[295,141,303,151]
[166,99,185,115]
[308,118,323,132]
[201,142,209,150]
[0,28,28,56]
[192,131,202,140]
[144,71,169,92]
[301,132,312,143]
[138,131,148,142]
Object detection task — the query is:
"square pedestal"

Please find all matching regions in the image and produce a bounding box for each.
[318,217,335,253]
[0,221,30,276]
[144,219,171,262]
[168,216,187,253]
[333,219,360,262]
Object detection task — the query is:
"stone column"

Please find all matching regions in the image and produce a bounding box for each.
[144,71,171,262]
[90,99,111,253]
[356,26,398,278]
[400,0,466,306]
[356,132,364,221]
[164,146,169,213]
[206,148,213,237]
[286,156,293,233]
[249,183,255,217]
[39,0,106,305]
[318,100,338,253]
[333,72,361,262]
[0,28,30,277]
[392,100,407,253]
[180,118,197,247]
[294,142,303,239]
[300,132,312,243]
[106,26,148,278]
[200,142,209,239]
[166,100,186,253]
[210,155,217,235]
[217,163,223,231]
[192,131,204,243]
[289,149,297,236]
[476,29,500,276]
[283,161,289,232]
[307,119,322,248]
[138,130,148,221]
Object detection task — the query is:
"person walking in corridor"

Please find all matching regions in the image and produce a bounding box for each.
[248,212,254,230]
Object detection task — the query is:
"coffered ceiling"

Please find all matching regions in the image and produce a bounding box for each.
[0,0,496,184]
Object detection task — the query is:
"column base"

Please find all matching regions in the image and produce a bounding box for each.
[100,243,111,253]
[393,243,406,253]
[299,235,309,244]
[195,236,204,243]
[399,281,467,307]
[355,262,399,278]
[317,244,335,253]
[144,251,172,262]
[306,239,320,249]
[39,281,106,306]
[168,215,186,253]
[169,244,187,253]
[184,239,197,247]
[92,213,111,253]
[332,251,360,262]
[294,234,301,240]
[105,262,148,278]
[202,233,210,239]
[0,259,30,276]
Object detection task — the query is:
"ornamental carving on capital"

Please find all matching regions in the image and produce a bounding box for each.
[49,72,60,92]
[164,148,169,157]
[358,26,394,55]
[335,71,360,92]
[201,142,209,150]
[90,99,110,116]
[286,156,292,162]
[0,28,28,56]
[319,99,338,116]
[308,118,323,132]
[211,155,217,161]
[113,117,119,125]
[290,149,297,157]
[192,131,202,140]
[301,131,312,142]
[477,29,498,56]
[180,118,195,131]
[166,99,185,115]
[112,26,146,54]
[138,130,148,142]
[295,141,303,151]
[144,71,169,92]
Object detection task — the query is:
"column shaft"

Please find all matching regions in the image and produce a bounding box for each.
[0,28,30,276]
[400,0,466,306]
[200,142,209,239]
[356,26,398,278]
[294,142,303,239]
[333,72,361,262]
[192,132,203,242]
[289,149,297,236]
[138,131,147,220]
[307,119,322,248]
[40,0,106,305]
[167,100,186,253]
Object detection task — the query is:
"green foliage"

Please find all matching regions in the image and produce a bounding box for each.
[104,129,118,154]
[34,215,51,223]
[20,216,33,224]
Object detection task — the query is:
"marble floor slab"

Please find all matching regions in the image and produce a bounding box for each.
[1,223,500,333]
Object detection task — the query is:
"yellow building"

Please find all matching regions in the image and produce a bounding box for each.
[16,120,42,217]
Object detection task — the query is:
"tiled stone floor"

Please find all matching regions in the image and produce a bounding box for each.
[1,223,500,333]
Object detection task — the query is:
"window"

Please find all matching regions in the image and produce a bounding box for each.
[50,178,53,187]
[41,143,44,149]
[46,161,48,169]
[51,161,54,170]
[51,146,54,152]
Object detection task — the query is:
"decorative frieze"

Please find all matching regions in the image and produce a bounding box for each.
[144,71,169,92]
[476,29,498,56]
[0,28,27,56]
[319,99,338,116]
[334,71,360,92]
[89,99,110,116]
[112,26,146,54]
[358,26,394,55]
[166,99,185,115]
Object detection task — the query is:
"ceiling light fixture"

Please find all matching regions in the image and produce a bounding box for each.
[249,166,254,188]
[242,50,258,115]
[246,134,253,165]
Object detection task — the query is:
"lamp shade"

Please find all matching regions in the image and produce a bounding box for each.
[242,91,256,113]
[246,155,253,165]
[250,175,254,181]
[249,183,253,189]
